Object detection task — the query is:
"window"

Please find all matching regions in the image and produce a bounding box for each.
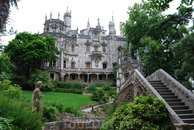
[71,45,74,53]
[94,46,98,51]
[99,75,102,80]
[102,46,106,53]
[49,61,56,67]
[86,45,90,52]
[64,43,67,50]
[71,62,75,68]
[103,63,107,69]
[53,61,56,67]
[93,33,98,39]
[86,63,90,68]
[71,75,76,80]
[50,73,54,79]
[64,60,66,68]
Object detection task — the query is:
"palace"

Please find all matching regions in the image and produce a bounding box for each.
[41,8,140,84]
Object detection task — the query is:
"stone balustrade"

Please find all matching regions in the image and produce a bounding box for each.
[118,69,189,129]
[147,69,194,111]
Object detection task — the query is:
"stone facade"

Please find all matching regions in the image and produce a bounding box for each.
[41,8,128,84]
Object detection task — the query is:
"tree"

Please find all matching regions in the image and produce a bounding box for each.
[172,32,194,90]
[0,0,20,30]
[4,32,59,84]
[148,0,193,11]
[122,1,192,76]
[0,53,14,80]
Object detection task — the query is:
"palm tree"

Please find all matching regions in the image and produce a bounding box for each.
[28,69,53,88]
[0,0,19,30]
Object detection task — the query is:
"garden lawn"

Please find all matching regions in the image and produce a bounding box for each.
[21,90,96,108]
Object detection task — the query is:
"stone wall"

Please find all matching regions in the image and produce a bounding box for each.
[43,121,103,130]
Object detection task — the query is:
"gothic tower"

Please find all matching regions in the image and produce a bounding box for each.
[64,7,71,32]
[109,16,116,36]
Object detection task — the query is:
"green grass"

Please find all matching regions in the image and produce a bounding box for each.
[21,90,96,108]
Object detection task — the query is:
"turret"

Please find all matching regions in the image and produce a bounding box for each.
[64,7,71,32]
[96,18,101,29]
[109,16,116,35]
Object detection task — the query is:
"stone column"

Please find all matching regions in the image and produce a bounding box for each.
[87,74,90,83]
[97,73,99,80]
[78,73,80,81]
[68,73,71,82]
[106,74,108,80]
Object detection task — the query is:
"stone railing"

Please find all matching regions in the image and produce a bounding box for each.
[147,69,194,111]
[43,113,104,130]
[118,69,186,127]
[63,68,113,74]
[43,120,103,130]
[42,66,60,71]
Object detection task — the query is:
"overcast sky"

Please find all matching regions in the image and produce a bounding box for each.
[2,0,181,45]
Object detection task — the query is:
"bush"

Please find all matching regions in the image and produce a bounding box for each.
[0,94,42,130]
[57,82,84,89]
[0,79,21,99]
[87,82,115,92]
[101,95,171,130]
[64,106,83,117]
[53,88,84,94]
[91,90,108,104]
[42,101,83,122]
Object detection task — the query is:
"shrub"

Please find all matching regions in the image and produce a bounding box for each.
[0,94,42,130]
[53,88,83,94]
[42,101,83,122]
[57,82,84,89]
[101,95,171,130]
[91,90,108,104]
[87,82,115,92]
[0,79,21,99]
[64,106,83,117]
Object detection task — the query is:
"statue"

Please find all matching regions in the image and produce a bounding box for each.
[32,81,44,114]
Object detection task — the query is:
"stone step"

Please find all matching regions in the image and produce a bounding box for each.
[168,102,185,106]
[156,89,172,93]
[182,118,194,123]
[165,99,182,102]
[178,114,194,119]
[174,109,193,114]
[190,124,194,129]
[171,106,189,110]
[162,95,178,98]
[159,92,174,95]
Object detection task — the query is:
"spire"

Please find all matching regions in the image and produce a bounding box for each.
[87,18,90,27]
[45,14,47,21]
[97,18,100,26]
[67,6,68,12]
[58,12,60,19]
[112,11,114,24]
[50,12,52,19]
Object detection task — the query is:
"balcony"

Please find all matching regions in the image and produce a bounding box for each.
[63,68,113,74]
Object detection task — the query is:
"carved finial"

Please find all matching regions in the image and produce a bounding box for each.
[67,6,68,12]
[45,14,47,21]
[50,12,52,19]
[87,18,90,27]
[58,12,60,19]
[97,18,100,26]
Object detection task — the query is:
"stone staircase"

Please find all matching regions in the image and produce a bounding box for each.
[149,80,194,129]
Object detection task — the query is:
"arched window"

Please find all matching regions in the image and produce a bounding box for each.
[64,43,67,50]
[71,62,75,68]
[71,45,74,53]
[93,33,98,40]
[102,46,106,53]
[86,45,90,52]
